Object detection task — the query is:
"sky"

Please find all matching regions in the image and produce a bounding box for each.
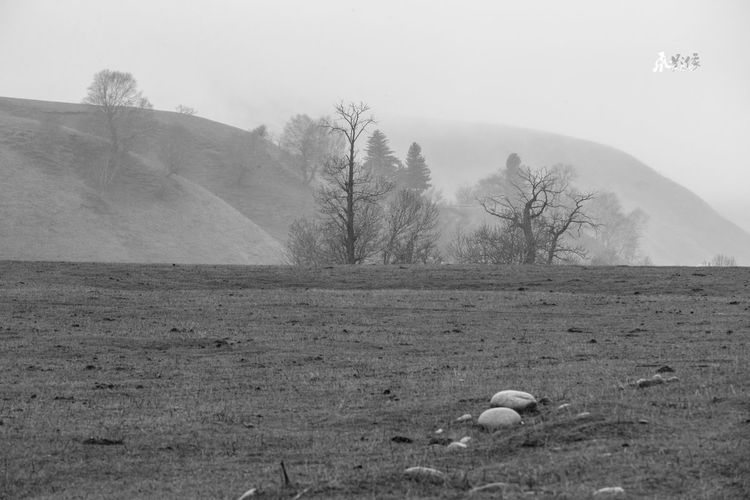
[1,0,749,231]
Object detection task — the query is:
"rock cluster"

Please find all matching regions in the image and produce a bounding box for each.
[633,372,680,389]
[476,389,538,431]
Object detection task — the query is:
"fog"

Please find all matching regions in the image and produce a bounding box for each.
[1,0,749,231]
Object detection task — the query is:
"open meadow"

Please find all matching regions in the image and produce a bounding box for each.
[1,262,748,499]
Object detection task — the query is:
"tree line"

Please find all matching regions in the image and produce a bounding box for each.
[285,102,440,265]
[78,70,670,266]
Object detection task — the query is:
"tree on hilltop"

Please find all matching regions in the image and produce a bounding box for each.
[82,69,153,187]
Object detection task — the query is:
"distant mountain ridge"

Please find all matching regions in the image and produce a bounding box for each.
[384,116,750,265]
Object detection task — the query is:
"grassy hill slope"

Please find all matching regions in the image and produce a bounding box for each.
[386,117,750,265]
[0,99,284,264]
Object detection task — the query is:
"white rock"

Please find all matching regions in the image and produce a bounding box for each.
[459,436,472,444]
[403,466,446,484]
[477,407,522,430]
[593,486,625,496]
[557,403,571,411]
[575,411,591,419]
[490,390,537,412]
[446,441,468,451]
[435,428,444,434]
[456,413,472,423]
[666,376,680,383]
[237,488,258,500]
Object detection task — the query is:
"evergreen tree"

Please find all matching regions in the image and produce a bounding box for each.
[363,129,401,181]
[403,142,431,192]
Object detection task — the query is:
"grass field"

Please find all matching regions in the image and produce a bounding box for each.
[1,262,748,499]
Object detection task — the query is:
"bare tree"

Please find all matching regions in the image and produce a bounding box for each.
[541,190,596,264]
[286,217,329,266]
[702,254,736,266]
[381,189,441,264]
[280,114,343,185]
[82,69,153,187]
[319,102,392,264]
[449,222,525,264]
[175,104,196,115]
[578,192,648,265]
[479,157,595,264]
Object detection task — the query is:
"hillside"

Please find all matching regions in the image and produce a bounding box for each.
[385,117,750,265]
[0,97,286,264]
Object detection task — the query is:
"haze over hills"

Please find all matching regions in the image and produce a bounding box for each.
[1,96,748,265]
[384,117,750,265]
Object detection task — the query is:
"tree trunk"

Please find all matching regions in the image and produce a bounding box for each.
[345,141,356,264]
[521,206,536,264]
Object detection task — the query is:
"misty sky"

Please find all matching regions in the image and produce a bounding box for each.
[1,0,749,231]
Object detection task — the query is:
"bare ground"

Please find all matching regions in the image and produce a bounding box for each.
[1,262,748,499]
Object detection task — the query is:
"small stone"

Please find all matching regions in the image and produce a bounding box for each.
[456,413,472,423]
[490,390,537,412]
[638,419,649,424]
[538,397,552,405]
[557,403,571,411]
[403,466,446,484]
[575,412,591,419]
[459,436,472,444]
[593,486,625,496]
[656,365,675,373]
[446,441,468,451]
[478,407,522,430]
[435,428,444,434]
[666,376,680,383]
[637,375,665,388]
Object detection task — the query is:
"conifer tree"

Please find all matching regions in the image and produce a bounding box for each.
[363,129,401,181]
[403,142,431,192]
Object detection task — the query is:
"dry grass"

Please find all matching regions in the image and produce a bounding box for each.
[1,262,748,499]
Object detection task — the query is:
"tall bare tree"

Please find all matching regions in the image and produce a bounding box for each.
[83,69,153,187]
[319,102,392,264]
